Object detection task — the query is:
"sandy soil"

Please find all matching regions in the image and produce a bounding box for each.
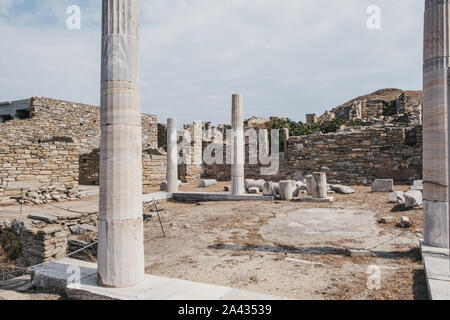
[0,182,427,300]
[143,182,427,300]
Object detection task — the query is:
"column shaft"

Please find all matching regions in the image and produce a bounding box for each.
[423,0,450,248]
[167,118,178,193]
[98,0,144,288]
[232,94,245,195]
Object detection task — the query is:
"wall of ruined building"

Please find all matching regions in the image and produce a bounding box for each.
[318,91,422,125]
[0,220,69,268]
[0,117,79,203]
[29,97,162,187]
[287,125,423,185]
[0,97,168,195]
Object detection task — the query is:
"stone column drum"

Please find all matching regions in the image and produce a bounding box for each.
[98,0,144,287]
[423,0,449,248]
[166,118,178,193]
[231,94,245,195]
[311,172,327,199]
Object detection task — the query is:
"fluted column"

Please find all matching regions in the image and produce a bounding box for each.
[166,118,178,193]
[98,0,144,287]
[231,94,245,195]
[423,0,450,248]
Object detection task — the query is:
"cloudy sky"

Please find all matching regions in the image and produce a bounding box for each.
[0,0,423,125]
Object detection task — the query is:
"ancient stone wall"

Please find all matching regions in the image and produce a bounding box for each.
[0,220,69,267]
[29,97,161,187]
[0,97,166,197]
[287,125,423,185]
[0,116,79,204]
[317,89,422,125]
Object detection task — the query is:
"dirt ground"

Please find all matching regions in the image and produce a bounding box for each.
[0,182,427,300]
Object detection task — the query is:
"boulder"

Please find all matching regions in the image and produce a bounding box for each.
[371,179,394,193]
[388,191,405,204]
[329,184,355,194]
[404,190,423,209]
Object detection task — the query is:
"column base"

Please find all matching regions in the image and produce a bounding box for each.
[424,200,449,249]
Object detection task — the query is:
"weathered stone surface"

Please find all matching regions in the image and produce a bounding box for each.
[329,184,355,195]
[411,180,423,191]
[371,179,394,192]
[231,94,245,195]
[263,182,276,196]
[423,0,449,248]
[198,179,218,188]
[378,216,396,224]
[246,179,265,191]
[305,175,313,196]
[345,248,372,257]
[311,172,327,199]
[291,171,305,181]
[388,191,405,204]
[166,118,178,193]
[397,216,412,228]
[279,180,296,201]
[160,180,182,191]
[405,190,423,209]
[248,187,259,194]
[98,0,144,288]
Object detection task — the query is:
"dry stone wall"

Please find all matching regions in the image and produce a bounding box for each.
[0,97,166,201]
[0,117,79,204]
[287,125,422,185]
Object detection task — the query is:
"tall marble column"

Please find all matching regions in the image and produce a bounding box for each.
[231,94,245,195]
[283,128,289,157]
[423,0,449,248]
[98,0,144,287]
[167,118,178,193]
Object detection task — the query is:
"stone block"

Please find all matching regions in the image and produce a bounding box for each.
[198,179,218,188]
[371,179,394,192]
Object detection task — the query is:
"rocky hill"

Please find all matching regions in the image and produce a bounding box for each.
[317,88,422,125]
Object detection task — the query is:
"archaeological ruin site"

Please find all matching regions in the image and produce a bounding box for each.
[0,0,449,302]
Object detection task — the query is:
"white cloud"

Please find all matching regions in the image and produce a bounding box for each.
[0,0,424,125]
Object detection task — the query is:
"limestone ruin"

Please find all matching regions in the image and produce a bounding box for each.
[0,0,448,301]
